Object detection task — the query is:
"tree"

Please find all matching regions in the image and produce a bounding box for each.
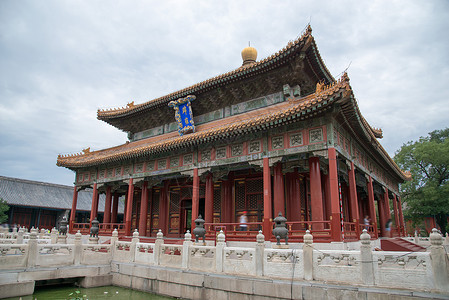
[0,198,9,224]
[394,128,449,234]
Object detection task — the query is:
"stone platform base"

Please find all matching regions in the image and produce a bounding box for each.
[80,274,113,288]
[111,262,447,300]
[0,265,111,299]
[0,281,35,298]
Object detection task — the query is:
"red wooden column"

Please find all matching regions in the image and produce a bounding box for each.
[191,168,200,231]
[393,194,405,236]
[125,178,134,236]
[384,189,392,237]
[138,181,148,236]
[111,192,119,223]
[123,194,128,222]
[70,186,78,233]
[366,176,378,238]
[205,173,214,224]
[378,192,386,237]
[327,148,342,241]
[392,193,400,236]
[221,175,233,223]
[158,181,169,234]
[273,162,285,217]
[322,173,331,221]
[286,170,301,222]
[348,162,360,235]
[103,186,112,224]
[309,156,325,231]
[263,157,272,238]
[90,183,98,225]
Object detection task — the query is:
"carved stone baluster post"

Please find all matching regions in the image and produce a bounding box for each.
[17,227,24,244]
[360,229,374,285]
[255,230,265,276]
[130,229,139,263]
[215,230,226,273]
[27,230,38,268]
[303,230,313,281]
[430,228,449,292]
[182,230,192,269]
[74,230,82,265]
[50,227,58,244]
[154,229,163,265]
[110,229,118,259]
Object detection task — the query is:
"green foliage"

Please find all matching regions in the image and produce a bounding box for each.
[0,198,9,224]
[67,290,87,300]
[394,128,449,234]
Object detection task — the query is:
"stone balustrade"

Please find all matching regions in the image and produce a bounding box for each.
[1,228,448,295]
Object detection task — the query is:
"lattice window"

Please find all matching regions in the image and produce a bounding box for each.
[123,165,131,175]
[135,163,144,173]
[235,181,246,210]
[290,132,303,147]
[199,185,205,197]
[146,161,155,171]
[115,167,122,176]
[183,154,193,165]
[158,159,167,170]
[216,147,227,159]
[272,136,284,149]
[247,178,263,194]
[202,149,212,161]
[213,186,221,212]
[231,144,243,156]
[170,189,180,212]
[170,157,180,168]
[248,194,262,209]
[151,190,160,214]
[181,187,192,200]
[249,140,261,153]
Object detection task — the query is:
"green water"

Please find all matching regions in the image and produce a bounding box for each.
[5,285,174,300]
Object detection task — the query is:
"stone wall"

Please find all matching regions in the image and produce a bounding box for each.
[1,228,448,299]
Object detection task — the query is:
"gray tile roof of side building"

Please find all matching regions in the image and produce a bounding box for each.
[0,176,124,213]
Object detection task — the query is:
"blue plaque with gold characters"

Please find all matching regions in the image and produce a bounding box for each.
[168,95,196,136]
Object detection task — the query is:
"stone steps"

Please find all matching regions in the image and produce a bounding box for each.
[381,238,426,252]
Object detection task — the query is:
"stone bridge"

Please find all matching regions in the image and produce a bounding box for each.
[0,228,448,299]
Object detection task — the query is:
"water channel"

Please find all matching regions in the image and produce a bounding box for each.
[5,285,174,300]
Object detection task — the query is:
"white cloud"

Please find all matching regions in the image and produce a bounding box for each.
[1,0,448,185]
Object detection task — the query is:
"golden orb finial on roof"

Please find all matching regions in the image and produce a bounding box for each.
[241,42,257,66]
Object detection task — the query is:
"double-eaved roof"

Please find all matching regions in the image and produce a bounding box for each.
[56,26,410,182]
[0,176,123,212]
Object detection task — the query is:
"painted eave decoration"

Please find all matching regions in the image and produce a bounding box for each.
[168,95,196,136]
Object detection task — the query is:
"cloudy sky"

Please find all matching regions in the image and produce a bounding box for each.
[1,1,448,186]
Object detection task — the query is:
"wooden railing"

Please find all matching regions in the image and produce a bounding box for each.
[72,223,126,236]
[204,222,263,241]
[72,223,90,234]
[358,224,377,239]
[286,221,332,242]
[99,223,125,235]
[205,220,334,242]
[342,222,359,241]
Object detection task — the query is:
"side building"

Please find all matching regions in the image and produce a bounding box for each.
[57,26,410,241]
[0,176,124,231]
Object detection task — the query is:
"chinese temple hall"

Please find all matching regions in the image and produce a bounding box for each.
[57,26,410,242]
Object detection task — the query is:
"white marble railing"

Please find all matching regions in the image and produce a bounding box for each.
[0,228,448,294]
